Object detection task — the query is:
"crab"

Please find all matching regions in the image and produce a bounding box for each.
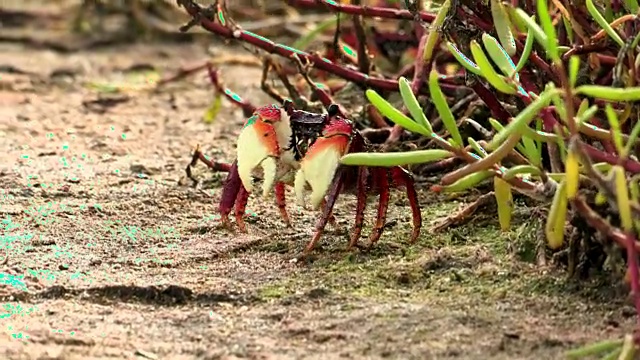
[208,99,422,255]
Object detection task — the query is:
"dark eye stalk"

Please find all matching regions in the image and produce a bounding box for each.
[282,99,294,115]
[327,103,340,117]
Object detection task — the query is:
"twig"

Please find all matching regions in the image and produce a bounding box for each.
[571,196,640,334]
[292,55,350,117]
[287,0,436,22]
[430,192,495,232]
[176,0,465,96]
[351,0,371,75]
[185,144,231,186]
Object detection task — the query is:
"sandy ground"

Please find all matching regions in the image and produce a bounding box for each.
[0,28,637,360]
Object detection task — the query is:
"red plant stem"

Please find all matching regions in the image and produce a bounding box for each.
[572,197,640,334]
[347,0,371,75]
[177,0,463,96]
[397,32,433,143]
[396,63,415,79]
[562,43,611,60]
[514,41,559,83]
[206,64,256,117]
[520,74,615,154]
[386,124,405,143]
[588,117,616,154]
[307,81,350,118]
[612,0,622,12]
[467,79,513,122]
[366,104,389,128]
[598,71,614,85]
[511,71,619,165]
[566,3,598,35]
[410,34,428,96]
[456,6,492,31]
[582,143,640,174]
[511,75,566,172]
[156,61,210,87]
[597,54,618,65]
[516,68,541,93]
[518,72,628,172]
[598,136,617,155]
[286,0,436,22]
[418,156,461,173]
[627,233,640,337]
[400,33,440,145]
[516,70,619,157]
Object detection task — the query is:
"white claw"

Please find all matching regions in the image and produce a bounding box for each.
[236,123,277,194]
[299,146,342,211]
[260,156,277,198]
[237,155,256,193]
[294,169,307,208]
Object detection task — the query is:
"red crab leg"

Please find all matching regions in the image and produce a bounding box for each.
[304,168,345,254]
[348,166,369,249]
[234,185,250,233]
[219,160,242,229]
[320,199,338,228]
[275,182,291,227]
[367,169,391,246]
[390,167,422,243]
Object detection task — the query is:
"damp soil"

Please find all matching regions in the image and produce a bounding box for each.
[0,15,637,360]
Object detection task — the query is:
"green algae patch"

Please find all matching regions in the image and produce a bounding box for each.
[256,200,551,306]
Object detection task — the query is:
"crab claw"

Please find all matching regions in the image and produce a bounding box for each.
[294,119,352,210]
[236,115,280,198]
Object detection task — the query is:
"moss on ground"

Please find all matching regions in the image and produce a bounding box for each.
[255,193,630,325]
[256,198,551,305]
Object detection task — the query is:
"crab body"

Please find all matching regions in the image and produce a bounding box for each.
[218,101,422,254]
